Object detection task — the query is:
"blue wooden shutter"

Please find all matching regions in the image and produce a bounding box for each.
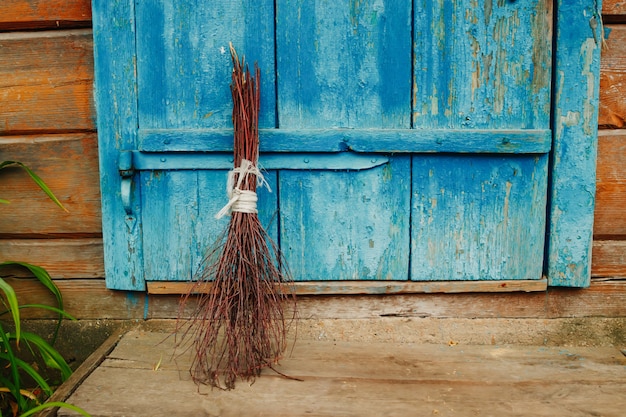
[92,0,602,290]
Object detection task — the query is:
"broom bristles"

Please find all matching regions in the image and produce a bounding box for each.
[176,44,296,390]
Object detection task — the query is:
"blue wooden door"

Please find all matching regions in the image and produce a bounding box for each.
[92,0,602,291]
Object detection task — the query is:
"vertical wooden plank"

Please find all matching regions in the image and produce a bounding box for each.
[141,170,278,282]
[548,0,603,287]
[276,0,412,281]
[411,155,548,281]
[413,0,552,130]
[134,0,276,130]
[92,0,144,290]
[276,0,411,128]
[280,158,411,281]
[141,171,199,281]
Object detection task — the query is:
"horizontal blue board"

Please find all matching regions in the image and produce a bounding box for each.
[411,154,548,281]
[139,128,552,154]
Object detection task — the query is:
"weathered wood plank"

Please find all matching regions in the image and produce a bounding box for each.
[276,0,411,128]
[9,278,626,320]
[110,331,626,379]
[547,281,626,318]
[138,128,552,154]
[0,133,101,235]
[163,281,626,321]
[594,130,626,237]
[0,238,104,278]
[135,1,275,130]
[412,154,548,281]
[92,0,144,291]
[147,279,548,295]
[7,278,145,320]
[603,0,626,18]
[599,25,626,128]
[0,0,91,30]
[0,30,95,133]
[592,240,626,277]
[413,0,552,130]
[275,3,413,282]
[281,158,411,281]
[58,331,626,417]
[548,1,603,287]
[39,327,127,417]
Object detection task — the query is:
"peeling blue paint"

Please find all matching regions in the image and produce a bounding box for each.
[93,0,599,289]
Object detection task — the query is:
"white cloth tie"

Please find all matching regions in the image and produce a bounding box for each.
[215,159,271,219]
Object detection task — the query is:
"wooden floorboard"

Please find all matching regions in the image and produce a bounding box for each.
[58,330,626,417]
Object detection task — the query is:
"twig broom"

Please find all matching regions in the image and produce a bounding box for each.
[177,44,295,389]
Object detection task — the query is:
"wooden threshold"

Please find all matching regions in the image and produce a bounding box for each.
[147,278,548,295]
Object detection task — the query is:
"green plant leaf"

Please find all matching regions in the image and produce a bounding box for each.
[0,262,63,310]
[0,330,27,412]
[15,332,73,381]
[18,401,92,417]
[0,161,68,212]
[16,304,76,320]
[0,278,20,342]
[0,352,53,398]
[0,261,65,343]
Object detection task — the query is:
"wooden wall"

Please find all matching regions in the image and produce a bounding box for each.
[0,1,624,320]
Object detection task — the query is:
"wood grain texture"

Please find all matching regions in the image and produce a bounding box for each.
[140,170,278,281]
[548,1,603,287]
[138,128,552,154]
[7,278,145,320]
[413,0,552,129]
[39,327,127,417]
[0,133,101,235]
[547,281,626,318]
[92,0,145,291]
[8,278,626,320]
[0,238,104,278]
[147,279,548,295]
[276,0,411,128]
[412,154,547,281]
[0,29,95,133]
[599,25,626,127]
[592,240,626,277]
[603,0,626,17]
[280,158,411,281]
[594,130,626,237]
[135,1,276,130]
[0,0,91,30]
[58,331,626,417]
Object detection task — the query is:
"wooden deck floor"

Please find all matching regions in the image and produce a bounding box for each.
[57,328,626,417]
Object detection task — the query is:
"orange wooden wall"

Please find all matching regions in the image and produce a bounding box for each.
[0,1,624,319]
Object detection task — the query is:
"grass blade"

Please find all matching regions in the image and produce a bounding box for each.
[0,161,67,212]
[0,261,65,343]
[0,352,53,397]
[0,278,21,342]
[0,330,26,411]
[16,332,73,381]
[18,401,92,417]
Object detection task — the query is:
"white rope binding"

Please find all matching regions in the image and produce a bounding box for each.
[215,158,271,219]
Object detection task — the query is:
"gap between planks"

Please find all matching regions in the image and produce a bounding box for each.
[147,279,548,295]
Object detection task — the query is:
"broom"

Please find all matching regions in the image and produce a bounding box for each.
[177,44,295,390]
